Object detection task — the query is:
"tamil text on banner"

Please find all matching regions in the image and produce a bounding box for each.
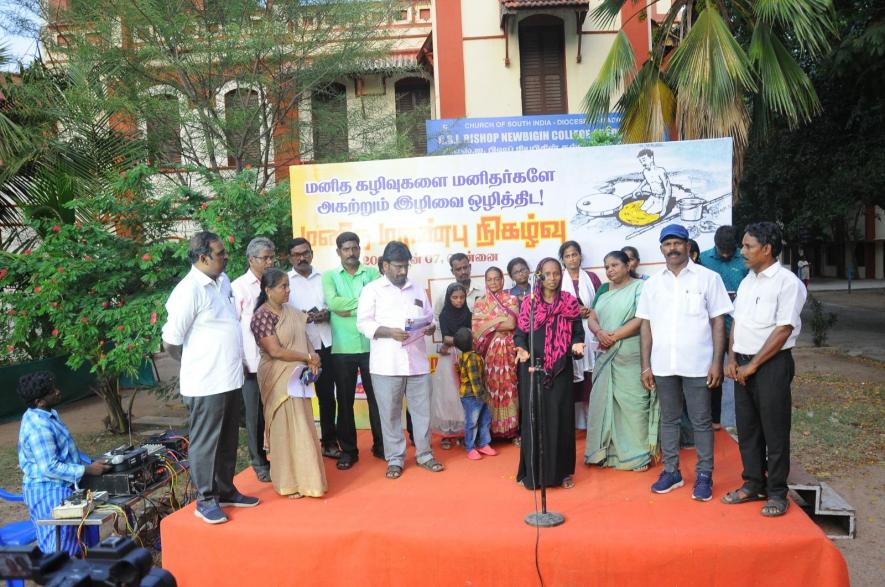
[290,138,733,331]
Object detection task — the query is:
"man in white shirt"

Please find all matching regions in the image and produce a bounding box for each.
[357,241,442,480]
[287,237,339,459]
[723,222,807,517]
[230,236,275,483]
[637,224,732,502]
[162,231,259,525]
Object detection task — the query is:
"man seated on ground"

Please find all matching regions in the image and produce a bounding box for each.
[17,371,110,556]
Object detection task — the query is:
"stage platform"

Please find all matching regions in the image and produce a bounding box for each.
[160,430,848,586]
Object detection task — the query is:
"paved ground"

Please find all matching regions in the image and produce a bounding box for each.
[799,288,885,362]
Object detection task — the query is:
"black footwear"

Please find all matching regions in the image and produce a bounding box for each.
[322,445,342,459]
[761,497,790,517]
[336,455,358,470]
[255,468,271,483]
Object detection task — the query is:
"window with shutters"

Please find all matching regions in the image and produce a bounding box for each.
[518,15,567,115]
[224,88,262,168]
[146,94,181,167]
[395,77,431,155]
[311,83,349,162]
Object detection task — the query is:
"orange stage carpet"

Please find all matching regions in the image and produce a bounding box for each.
[160,430,848,586]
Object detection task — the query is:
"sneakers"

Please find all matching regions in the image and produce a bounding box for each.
[466,449,482,460]
[218,492,260,508]
[692,472,713,501]
[651,469,684,494]
[195,502,228,524]
[477,445,498,456]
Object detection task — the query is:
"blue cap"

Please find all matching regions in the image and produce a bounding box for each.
[659,224,689,242]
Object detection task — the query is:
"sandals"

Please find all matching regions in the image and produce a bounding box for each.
[385,465,403,480]
[721,486,768,505]
[418,458,445,473]
[440,438,452,450]
[561,476,575,489]
[288,492,303,500]
[761,497,789,517]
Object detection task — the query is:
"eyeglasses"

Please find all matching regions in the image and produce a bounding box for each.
[253,255,276,263]
[289,249,313,258]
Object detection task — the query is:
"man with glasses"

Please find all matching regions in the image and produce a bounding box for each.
[287,237,339,459]
[322,232,385,470]
[163,231,259,524]
[231,236,276,483]
[357,241,441,479]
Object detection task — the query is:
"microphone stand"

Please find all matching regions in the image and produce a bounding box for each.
[524,271,565,528]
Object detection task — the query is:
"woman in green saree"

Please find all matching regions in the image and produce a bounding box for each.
[584,251,660,471]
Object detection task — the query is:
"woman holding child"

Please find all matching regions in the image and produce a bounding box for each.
[472,267,520,441]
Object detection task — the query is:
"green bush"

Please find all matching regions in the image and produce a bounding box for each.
[808,294,837,347]
[1,166,291,431]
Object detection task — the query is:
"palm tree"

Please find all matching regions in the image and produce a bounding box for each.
[582,0,835,184]
[0,44,32,226]
[0,58,145,250]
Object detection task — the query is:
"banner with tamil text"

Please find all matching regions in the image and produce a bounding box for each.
[290,138,733,319]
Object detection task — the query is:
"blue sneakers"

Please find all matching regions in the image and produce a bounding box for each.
[692,472,713,501]
[651,469,684,494]
[219,492,261,508]
[194,502,228,524]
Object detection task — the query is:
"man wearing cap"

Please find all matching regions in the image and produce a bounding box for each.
[637,224,732,501]
[17,371,111,555]
[722,222,806,517]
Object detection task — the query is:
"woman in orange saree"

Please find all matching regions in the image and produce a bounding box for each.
[472,266,520,441]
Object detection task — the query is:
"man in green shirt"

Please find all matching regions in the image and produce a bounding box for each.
[322,231,385,470]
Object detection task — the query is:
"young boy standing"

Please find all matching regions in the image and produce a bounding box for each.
[454,327,498,460]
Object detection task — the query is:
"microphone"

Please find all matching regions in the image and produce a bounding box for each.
[534,271,545,282]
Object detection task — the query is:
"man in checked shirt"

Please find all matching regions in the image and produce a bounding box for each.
[17,371,110,555]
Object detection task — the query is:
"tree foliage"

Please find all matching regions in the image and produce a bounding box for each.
[583,0,836,170]
[738,0,885,247]
[1,60,147,249]
[5,0,404,189]
[0,166,290,431]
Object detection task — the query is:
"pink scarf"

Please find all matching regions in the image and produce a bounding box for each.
[517,283,581,380]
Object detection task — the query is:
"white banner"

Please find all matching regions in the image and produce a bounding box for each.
[290,138,733,318]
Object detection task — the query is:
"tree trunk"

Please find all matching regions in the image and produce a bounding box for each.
[94,374,129,434]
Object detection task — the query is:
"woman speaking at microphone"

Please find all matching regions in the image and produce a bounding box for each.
[514,258,586,489]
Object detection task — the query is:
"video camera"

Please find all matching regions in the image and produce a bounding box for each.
[0,536,175,586]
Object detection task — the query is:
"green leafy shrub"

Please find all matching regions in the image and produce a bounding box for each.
[0,166,291,431]
[808,294,837,347]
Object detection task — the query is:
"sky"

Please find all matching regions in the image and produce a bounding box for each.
[0,0,39,70]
